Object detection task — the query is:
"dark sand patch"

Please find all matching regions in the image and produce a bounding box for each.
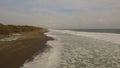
[0,30,53,68]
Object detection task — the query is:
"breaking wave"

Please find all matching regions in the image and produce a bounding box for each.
[21,29,120,68]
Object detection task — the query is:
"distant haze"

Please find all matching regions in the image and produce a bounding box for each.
[0,0,120,29]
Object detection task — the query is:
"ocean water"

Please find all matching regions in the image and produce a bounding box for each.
[21,29,120,68]
[69,29,120,34]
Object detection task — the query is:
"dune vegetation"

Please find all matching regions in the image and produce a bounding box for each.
[0,23,42,35]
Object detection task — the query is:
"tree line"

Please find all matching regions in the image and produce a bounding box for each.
[0,23,42,35]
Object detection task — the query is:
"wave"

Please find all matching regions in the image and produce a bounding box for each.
[47,29,120,68]
[21,30,63,68]
[21,29,120,68]
[52,29,120,44]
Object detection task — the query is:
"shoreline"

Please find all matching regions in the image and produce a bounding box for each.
[0,29,53,68]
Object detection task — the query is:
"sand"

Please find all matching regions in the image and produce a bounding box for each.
[0,30,53,68]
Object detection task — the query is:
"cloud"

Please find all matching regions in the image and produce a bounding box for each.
[0,0,120,29]
[25,0,120,10]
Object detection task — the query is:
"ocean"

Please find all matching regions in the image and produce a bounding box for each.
[70,29,120,34]
[21,29,120,68]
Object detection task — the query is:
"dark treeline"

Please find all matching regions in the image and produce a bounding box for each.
[0,23,42,35]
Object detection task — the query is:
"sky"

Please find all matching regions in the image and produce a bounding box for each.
[0,0,120,29]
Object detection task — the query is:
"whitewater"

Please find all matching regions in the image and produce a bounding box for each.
[21,29,120,68]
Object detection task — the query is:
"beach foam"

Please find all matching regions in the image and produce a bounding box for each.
[21,31,63,68]
[21,29,120,68]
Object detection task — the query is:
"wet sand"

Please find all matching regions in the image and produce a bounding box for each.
[0,30,53,68]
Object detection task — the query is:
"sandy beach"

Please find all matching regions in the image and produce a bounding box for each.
[0,30,53,68]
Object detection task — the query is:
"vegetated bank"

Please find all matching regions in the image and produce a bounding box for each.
[0,23,41,36]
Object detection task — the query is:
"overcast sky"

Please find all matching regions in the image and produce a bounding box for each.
[0,0,120,29]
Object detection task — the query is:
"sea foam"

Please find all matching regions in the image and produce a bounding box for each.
[21,30,63,68]
[21,29,120,68]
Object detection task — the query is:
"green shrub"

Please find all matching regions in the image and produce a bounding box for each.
[0,23,41,35]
